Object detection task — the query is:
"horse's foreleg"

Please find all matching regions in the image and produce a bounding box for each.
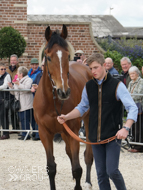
[70,136,82,190]
[47,158,56,190]
[84,116,93,190]
[61,133,72,164]
[39,127,56,190]
[84,145,93,189]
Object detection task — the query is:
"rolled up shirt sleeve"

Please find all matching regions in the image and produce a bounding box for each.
[75,86,90,117]
[116,82,138,122]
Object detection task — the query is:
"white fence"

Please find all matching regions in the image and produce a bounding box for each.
[0,89,38,141]
[0,89,143,146]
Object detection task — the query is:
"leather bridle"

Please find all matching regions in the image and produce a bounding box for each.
[45,54,65,116]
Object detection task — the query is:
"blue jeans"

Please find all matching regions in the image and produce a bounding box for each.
[92,140,126,190]
[19,109,36,137]
[35,123,39,138]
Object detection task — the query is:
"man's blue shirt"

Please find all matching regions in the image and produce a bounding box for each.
[28,67,42,81]
[75,79,138,122]
[32,72,43,85]
[108,67,119,75]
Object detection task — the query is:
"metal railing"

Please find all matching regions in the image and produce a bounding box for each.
[0,88,38,141]
[0,89,143,146]
[125,94,143,146]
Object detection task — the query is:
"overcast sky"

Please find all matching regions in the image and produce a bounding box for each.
[27,0,143,27]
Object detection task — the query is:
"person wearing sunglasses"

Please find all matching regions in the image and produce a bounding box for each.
[0,63,12,140]
[74,50,86,64]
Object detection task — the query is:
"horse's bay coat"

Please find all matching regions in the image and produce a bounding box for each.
[33,25,93,190]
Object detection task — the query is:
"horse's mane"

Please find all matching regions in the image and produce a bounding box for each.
[47,30,68,51]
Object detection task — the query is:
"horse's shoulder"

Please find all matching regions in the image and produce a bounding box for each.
[69,62,88,71]
[69,63,92,78]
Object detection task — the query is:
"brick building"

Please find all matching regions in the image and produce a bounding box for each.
[0,0,106,67]
[1,0,128,67]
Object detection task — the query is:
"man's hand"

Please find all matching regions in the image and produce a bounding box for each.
[57,114,67,124]
[13,80,19,85]
[31,86,36,92]
[77,59,82,64]
[116,128,129,139]
[82,58,87,65]
[8,82,13,88]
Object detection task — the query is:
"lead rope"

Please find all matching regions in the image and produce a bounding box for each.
[63,122,131,148]
[62,122,116,145]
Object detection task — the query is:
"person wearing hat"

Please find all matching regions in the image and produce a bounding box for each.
[27,58,42,136]
[30,58,45,141]
[74,50,86,64]
[28,58,42,81]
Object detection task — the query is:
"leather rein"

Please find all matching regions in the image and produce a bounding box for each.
[63,122,116,145]
[63,122,131,149]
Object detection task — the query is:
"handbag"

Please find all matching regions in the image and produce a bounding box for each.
[136,102,142,114]
[4,99,11,109]
[11,93,21,112]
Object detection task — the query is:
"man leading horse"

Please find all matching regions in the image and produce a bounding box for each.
[57,53,138,190]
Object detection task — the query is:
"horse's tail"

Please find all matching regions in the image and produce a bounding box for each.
[53,133,62,143]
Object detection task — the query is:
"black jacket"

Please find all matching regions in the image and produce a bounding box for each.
[0,72,10,104]
[86,72,122,142]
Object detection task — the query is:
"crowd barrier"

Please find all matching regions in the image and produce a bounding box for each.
[0,89,38,141]
[0,89,143,146]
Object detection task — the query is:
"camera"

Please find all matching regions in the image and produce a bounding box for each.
[74,56,80,61]
[112,74,123,81]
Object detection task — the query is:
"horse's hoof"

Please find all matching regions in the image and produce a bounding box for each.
[84,182,92,190]
[74,187,82,190]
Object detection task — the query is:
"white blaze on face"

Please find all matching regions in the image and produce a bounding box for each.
[56,50,65,92]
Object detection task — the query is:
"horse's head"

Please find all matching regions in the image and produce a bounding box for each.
[44,25,71,100]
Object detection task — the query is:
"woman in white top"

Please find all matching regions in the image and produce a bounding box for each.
[0,63,11,140]
[128,66,143,152]
[8,66,36,140]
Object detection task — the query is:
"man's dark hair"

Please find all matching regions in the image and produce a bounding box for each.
[86,53,105,66]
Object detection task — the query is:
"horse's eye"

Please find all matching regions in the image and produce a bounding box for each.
[47,56,51,62]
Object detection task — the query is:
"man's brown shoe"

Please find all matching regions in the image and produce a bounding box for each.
[128,149,140,153]
[0,135,10,140]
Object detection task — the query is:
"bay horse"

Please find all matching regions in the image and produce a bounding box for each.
[33,25,93,190]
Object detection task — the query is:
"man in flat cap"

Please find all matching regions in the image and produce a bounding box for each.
[28,58,42,81]
[28,58,42,139]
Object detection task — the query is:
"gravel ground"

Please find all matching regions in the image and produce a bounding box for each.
[0,134,143,190]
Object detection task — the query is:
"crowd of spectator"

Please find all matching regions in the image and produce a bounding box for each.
[0,52,143,152]
[0,54,43,141]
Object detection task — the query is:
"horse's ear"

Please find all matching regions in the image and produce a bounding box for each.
[45,26,52,42]
[60,24,68,39]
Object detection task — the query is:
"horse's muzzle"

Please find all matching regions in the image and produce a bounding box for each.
[57,88,71,100]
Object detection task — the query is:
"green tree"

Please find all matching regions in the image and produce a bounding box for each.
[0,26,26,63]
